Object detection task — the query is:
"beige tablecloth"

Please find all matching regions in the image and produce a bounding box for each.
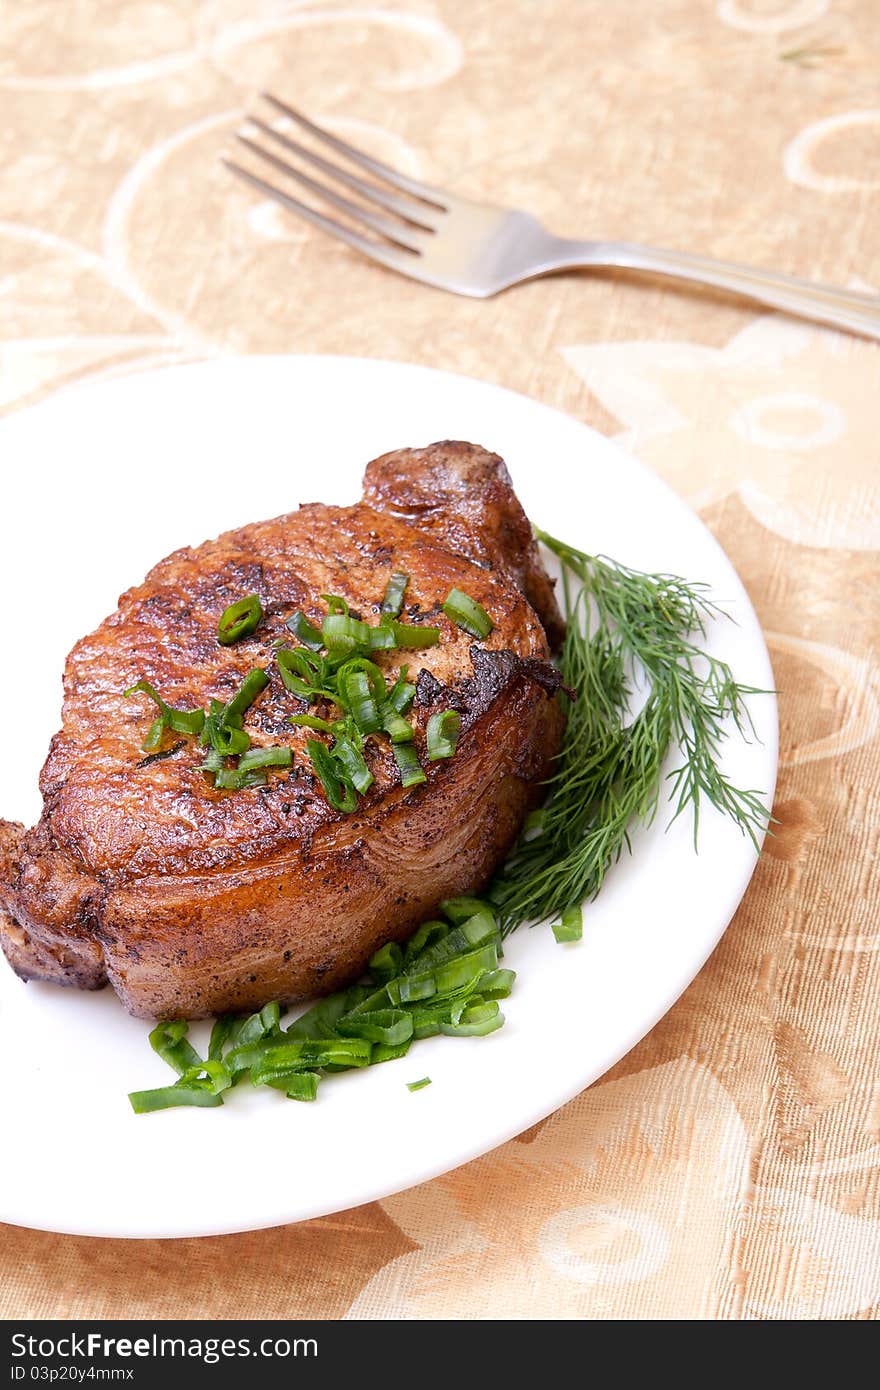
[2,0,879,1321]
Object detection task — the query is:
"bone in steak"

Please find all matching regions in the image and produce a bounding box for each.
[0,442,564,1018]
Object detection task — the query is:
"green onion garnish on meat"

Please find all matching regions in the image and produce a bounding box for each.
[426,709,461,760]
[337,661,384,734]
[322,613,372,653]
[442,588,493,640]
[393,741,426,789]
[307,738,357,812]
[123,680,206,750]
[388,667,416,714]
[285,611,324,651]
[217,594,263,646]
[381,572,409,617]
[376,617,440,649]
[223,668,269,724]
[277,647,334,700]
[237,746,293,774]
[288,713,335,733]
[380,701,414,744]
[321,594,350,615]
[331,735,374,794]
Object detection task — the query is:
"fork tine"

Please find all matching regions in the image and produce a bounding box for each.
[262,93,447,210]
[222,159,408,273]
[235,134,424,252]
[247,116,440,231]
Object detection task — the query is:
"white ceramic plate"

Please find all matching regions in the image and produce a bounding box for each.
[0,357,776,1238]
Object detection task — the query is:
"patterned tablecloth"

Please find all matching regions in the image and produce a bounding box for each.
[2,0,878,1322]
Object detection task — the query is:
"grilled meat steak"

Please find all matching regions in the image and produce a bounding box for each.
[0,442,564,1019]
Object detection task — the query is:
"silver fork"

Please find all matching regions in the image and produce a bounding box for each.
[224,94,880,341]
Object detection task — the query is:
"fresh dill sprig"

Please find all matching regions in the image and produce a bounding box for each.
[491,531,771,936]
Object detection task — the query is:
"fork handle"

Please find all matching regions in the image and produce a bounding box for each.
[554,239,880,340]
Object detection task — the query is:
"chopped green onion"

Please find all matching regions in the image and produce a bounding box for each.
[381,572,409,617]
[177,1061,233,1095]
[210,723,251,757]
[440,997,504,1037]
[289,713,335,733]
[208,1016,238,1061]
[406,985,495,1039]
[322,613,371,653]
[243,1038,372,1083]
[198,747,225,776]
[552,904,583,943]
[442,588,493,640]
[286,611,324,650]
[168,708,205,736]
[237,746,292,773]
[148,1020,202,1077]
[123,678,169,713]
[393,741,426,789]
[277,647,334,700]
[128,1084,224,1113]
[321,594,350,616]
[371,1039,413,1064]
[441,896,493,925]
[403,919,449,962]
[477,968,516,999]
[426,709,461,761]
[337,1009,413,1047]
[259,1000,283,1032]
[265,1071,320,1101]
[340,983,393,1020]
[217,594,263,646]
[378,618,440,650]
[459,909,499,947]
[368,624,396,651]
[214,766,266,790]
[285,990,359,1041]
[228,1004,277,1051]
[142,717,167,753]
[407,1077,432,1092]
[336,650,383,695]
[368,941,403,983]
[388,668,416,715]
[199,698,223,744]
[337,657,386,698]
[388,941,499,1005]
[332,736,374,794]
[339,670,381,734]
[124,679,205,748]
[380,700,414,744]
[401,916,497,979]
[307,739,357,812]
[224,668,269,724]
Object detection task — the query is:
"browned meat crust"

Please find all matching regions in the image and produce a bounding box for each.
[362,441,565,649]
[0,443,563,1019]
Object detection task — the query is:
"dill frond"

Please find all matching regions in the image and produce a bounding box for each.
[491,532,772,935]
